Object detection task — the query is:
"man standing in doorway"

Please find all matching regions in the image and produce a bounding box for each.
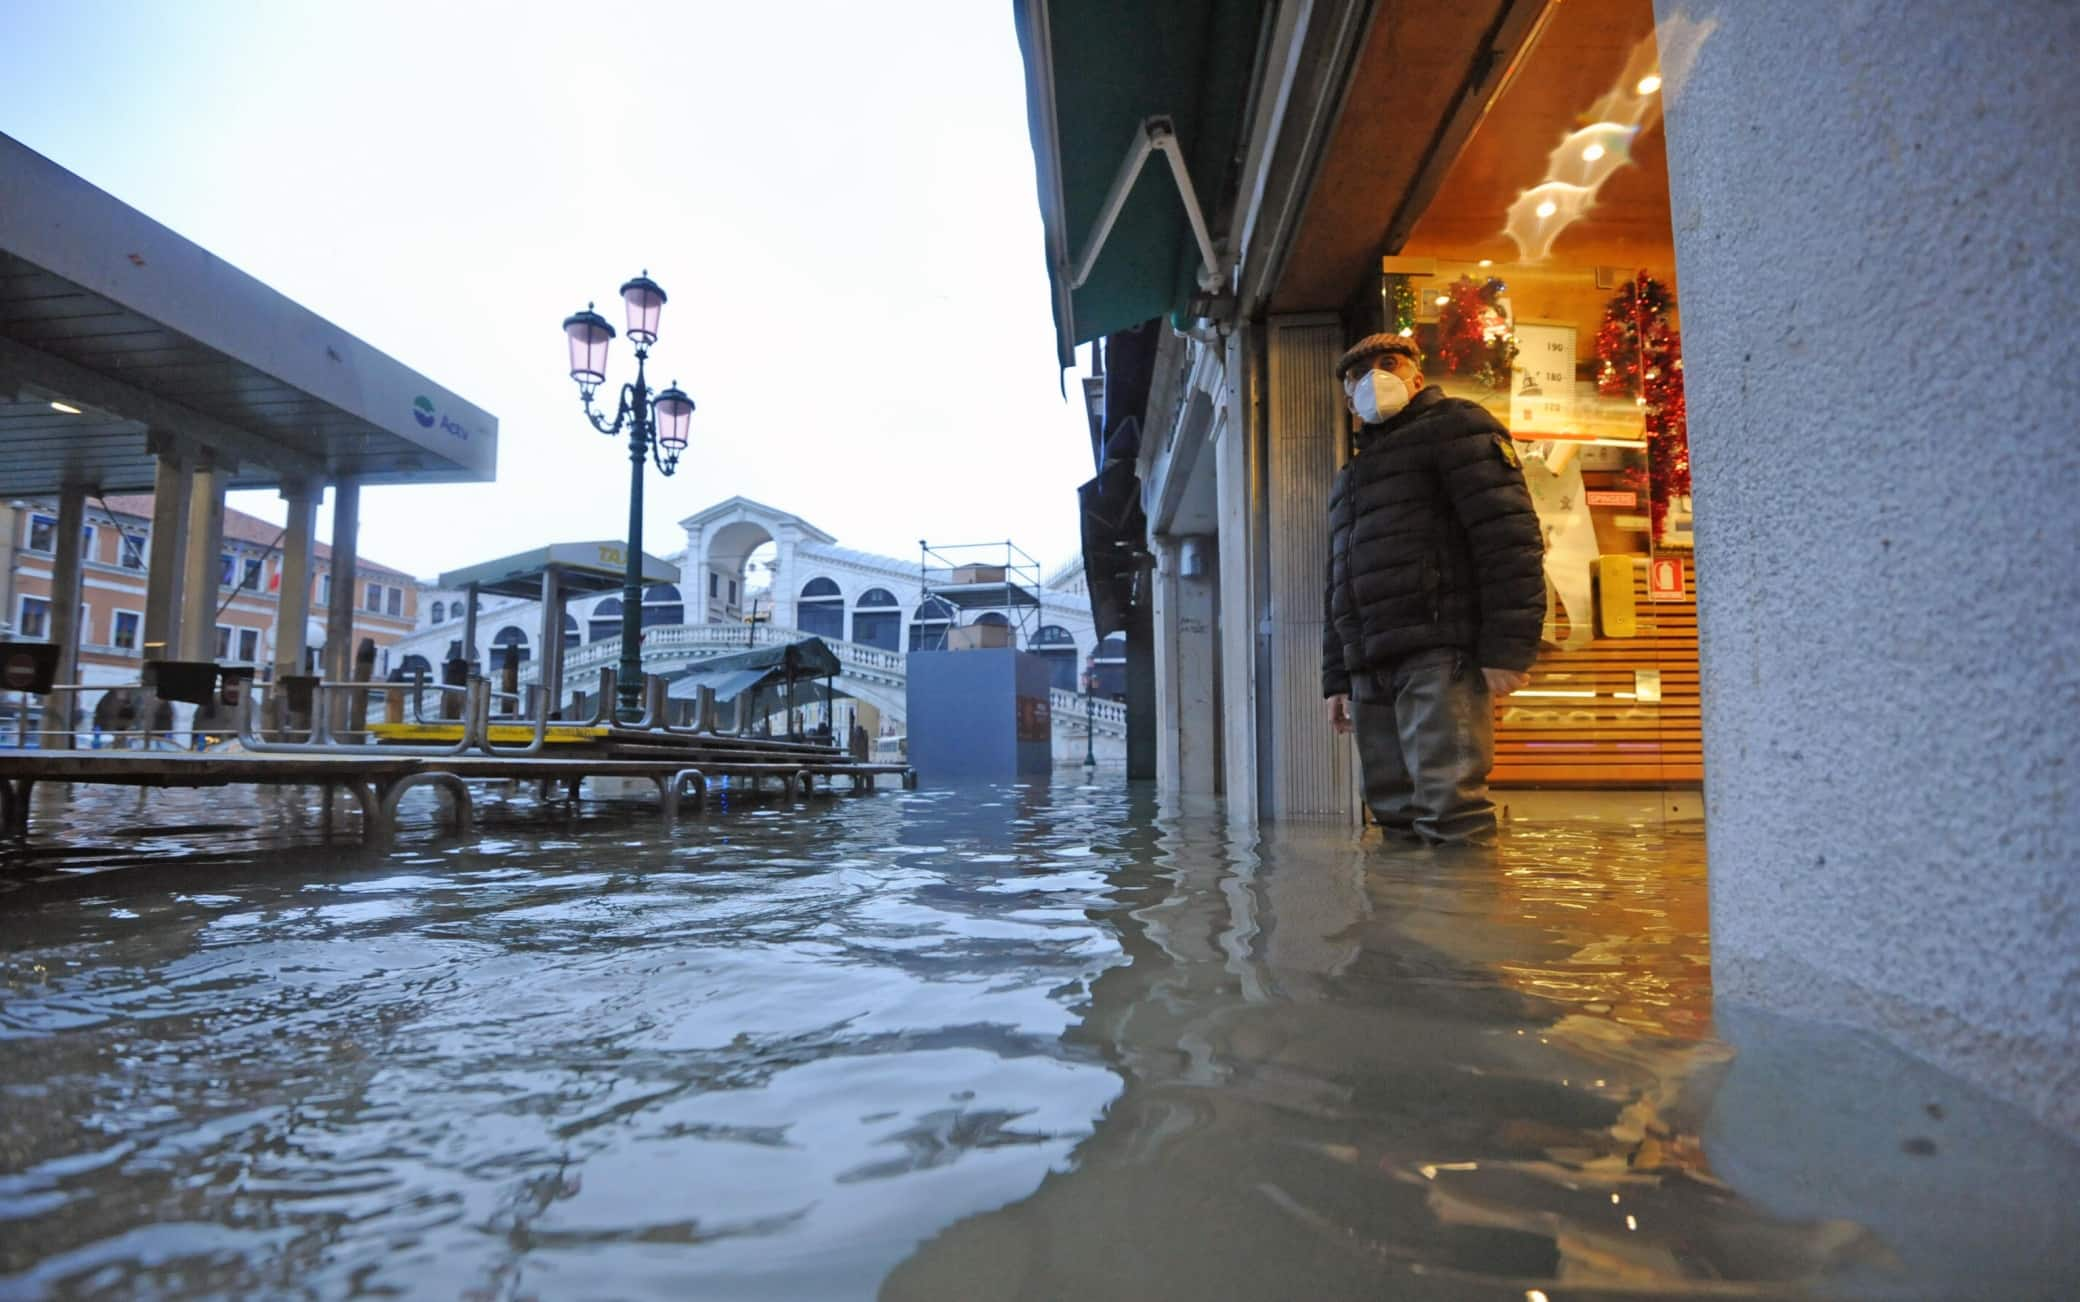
[1323,334,1545,844]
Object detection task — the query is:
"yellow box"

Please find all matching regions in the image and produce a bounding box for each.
[1596,555,1638,638]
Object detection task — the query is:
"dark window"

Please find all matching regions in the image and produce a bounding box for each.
[856,588,898,608]
[220,553,237,587]
[973,612,1010,627]
[563,613,581,650]
[1030,624,1078,690]
[113,610,141,653]
[430,603,445,626]
[1032,624,1074,646]
[728,579,737,603]
[214,626,232,659]
[242,558,263,590]
[316,575,331,607]
[236,628,260,663]
[588,597,623,642]
[26,515,55,553]
[908,597,956,652]
[386,587,402,617]
[18,597,50,639]
[641,584,684,628]
[798,578,844,640]
[853,611,899,651]
[365,583,383,613]
[708,572,719,598]
[491,625,530,665]
[395,654,434,683]
[120,534,147,570]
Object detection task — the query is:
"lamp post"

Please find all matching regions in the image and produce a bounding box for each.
[562,272,695,721]
[1082,663,1098,768]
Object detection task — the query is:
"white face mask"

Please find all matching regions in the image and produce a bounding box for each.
[1347,368,1410,424]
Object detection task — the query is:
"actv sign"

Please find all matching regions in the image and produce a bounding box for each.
[411,395,474,442]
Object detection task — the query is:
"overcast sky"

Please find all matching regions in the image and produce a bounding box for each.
[1,1,1094,580]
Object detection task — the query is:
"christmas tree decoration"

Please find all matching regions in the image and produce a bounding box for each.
[1596,271,1690,547]
[1385,274,1417,337]
[1436,276,1519,389]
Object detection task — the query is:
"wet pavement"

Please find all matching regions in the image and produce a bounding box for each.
[1,776,2075,1299]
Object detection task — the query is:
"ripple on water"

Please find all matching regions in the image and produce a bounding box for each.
[2,779,2075,1298]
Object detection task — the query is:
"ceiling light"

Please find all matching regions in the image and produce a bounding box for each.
[50,401,81,414]
[1535,199,1558,218]
[1477,259,1493,268]
[1582,143,1606,162]
[1434,294,1451,306]
[1397,327,1413,338]
[1636,74,1662,95]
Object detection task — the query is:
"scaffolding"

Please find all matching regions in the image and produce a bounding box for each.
[916,539,1045,651]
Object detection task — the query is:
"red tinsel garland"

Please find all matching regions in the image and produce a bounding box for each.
[1596,271,1690,543]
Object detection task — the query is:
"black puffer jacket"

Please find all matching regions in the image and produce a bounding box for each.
[1322,385,1545,695]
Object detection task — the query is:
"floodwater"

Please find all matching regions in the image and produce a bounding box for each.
[1,778,2076,1300]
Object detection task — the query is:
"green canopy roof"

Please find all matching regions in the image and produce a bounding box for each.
[662,637,842,704]
[1016,0,1266,365]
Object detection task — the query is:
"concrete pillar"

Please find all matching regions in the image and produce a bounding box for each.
[1262,314,1355,820]
[179,462,226,662]
[1124,596,1156,781]
[539,567,564,713]
[272,481,317,683]
[1154,534,1221,795]
[1214,329,1262,824]
[1656,0,2078,1136]
[45,484,87,747]
[141,437,190,661]
[323,479,359,684]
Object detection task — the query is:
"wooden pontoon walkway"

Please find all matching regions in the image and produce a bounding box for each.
[0,747,915,851]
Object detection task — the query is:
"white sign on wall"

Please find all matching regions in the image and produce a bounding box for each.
[1511,322,1578,437]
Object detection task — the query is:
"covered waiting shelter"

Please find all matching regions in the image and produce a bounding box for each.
[666,637,843,735]
[0,130,497,719]
[438,542,677,710]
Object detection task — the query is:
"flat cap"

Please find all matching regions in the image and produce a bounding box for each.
[1335,332,1422,381]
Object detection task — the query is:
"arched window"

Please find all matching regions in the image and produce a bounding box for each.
[1030,623,1079,690]
[642,584,684,628]
[562,613,580,649]
[588,596,623,643]
[798,576,845,640]
[429,602,445,626]
[392,653,434,683]
[909,596,957,652]
[1090,632,1127,699]
[972,612,1010,627]
[491,625,531,666]
[853,588,901,651]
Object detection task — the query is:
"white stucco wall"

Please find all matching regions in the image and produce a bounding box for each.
[1656,0,2078,1134]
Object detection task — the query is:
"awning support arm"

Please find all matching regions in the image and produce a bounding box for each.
[1068,116,1226,295]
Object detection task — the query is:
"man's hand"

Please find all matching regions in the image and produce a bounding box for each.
[1327,693,1353,734]
[1482,667,1530,696]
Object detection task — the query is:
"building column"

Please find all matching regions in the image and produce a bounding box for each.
[179,460,226,662]
[1213,329,1262,825]
[539,566,565,712]
[323,478,359,684]
[45,483,88,747]
[1261,315,1355,820]
[1153,534,1221,795]
[1656,0,2077,1137]
[141,435,191,661]
[272,480,318,684]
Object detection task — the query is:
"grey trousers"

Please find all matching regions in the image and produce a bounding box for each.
[1350,647,1497,844]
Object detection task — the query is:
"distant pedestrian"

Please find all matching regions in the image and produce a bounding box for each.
[1323,334,1544,844]
[849,720,870,761]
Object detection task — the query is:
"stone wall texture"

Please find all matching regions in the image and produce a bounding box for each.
[1654,0,2079,1135]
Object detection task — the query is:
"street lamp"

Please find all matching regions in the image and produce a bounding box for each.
[562,271,695,720]
[1082,663,1098,768]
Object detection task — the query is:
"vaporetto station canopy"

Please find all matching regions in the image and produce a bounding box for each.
[0,132,495,495]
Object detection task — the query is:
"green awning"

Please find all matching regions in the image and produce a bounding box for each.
[1016,0,1266,366]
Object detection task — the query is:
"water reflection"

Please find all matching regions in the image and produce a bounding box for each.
[0,779,2073,1298]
